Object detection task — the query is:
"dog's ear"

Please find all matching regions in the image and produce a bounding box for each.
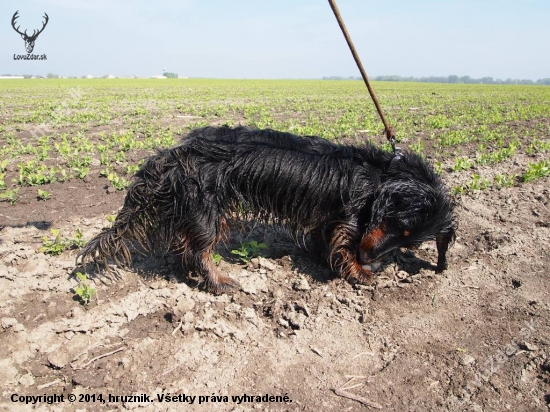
[372,180,436,229]
[371,184,407,227]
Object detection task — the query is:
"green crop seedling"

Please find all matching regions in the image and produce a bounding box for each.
[40,228,87,255]
[74,272,97,305]
[40,229,69,256]
[452,157,474,172]
[231,241,268,263]
[107,172,131,190]
[523,160,550,182]
[0,189,19,205]
[37,188,51,200]
[211,253,223,266]
[0,188,19,205]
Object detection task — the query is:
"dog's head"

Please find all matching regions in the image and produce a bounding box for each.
[358,153,456,271]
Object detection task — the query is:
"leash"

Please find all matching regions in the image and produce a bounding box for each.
[328,0,401,156]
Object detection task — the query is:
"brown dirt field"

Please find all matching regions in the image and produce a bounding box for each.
[1,133,549,412]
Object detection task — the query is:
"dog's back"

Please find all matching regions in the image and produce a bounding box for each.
[186,125,338,154]
[177,126,384,228]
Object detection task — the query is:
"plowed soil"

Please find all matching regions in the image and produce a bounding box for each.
[1,84,549,412]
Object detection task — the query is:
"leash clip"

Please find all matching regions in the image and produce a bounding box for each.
[390,136,402,159]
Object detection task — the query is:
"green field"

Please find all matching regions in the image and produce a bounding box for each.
[1,79,549,202]
[1,79,550,410]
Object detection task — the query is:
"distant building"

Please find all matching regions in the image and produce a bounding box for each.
[151,75,168,79]
[0,76,24,79]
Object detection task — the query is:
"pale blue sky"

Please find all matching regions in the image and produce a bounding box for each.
[1,0,548,79]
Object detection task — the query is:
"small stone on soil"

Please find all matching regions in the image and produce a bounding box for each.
[48,349,70,369]
[461,354,476,366]
[18,373,35,387]
[520,342,539,352]
[288,312,307,329]
[258,257,276,271]
[293,277,311,291]
[250,258,260,269]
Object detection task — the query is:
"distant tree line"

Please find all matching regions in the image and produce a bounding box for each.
[162,72,178,78]
[323,75,550,85]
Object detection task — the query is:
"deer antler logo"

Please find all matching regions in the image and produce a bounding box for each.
[11,11,49,54]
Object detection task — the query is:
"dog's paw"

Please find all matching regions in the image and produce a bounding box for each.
[207,275,241,295]
[435,258,448,273]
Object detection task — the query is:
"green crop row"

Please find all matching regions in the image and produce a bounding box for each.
[0,79,548,202]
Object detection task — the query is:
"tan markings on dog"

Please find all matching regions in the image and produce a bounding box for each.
[216,217,230,243]
[345,260,375,284]
[328,223,353,269]
[403,230,410,237]
[327,223,375,285]
[360,225,386,251]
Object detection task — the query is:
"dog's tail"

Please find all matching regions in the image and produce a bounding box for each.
[76,225,133,271]
[76,150,175,272]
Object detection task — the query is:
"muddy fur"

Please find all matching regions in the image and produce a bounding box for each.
[77,126,456,294]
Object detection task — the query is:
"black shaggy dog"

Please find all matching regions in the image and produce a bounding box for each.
[78,126,456,294]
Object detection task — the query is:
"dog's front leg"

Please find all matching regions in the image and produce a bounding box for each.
[435,233,452,273]
[327,221,375,285]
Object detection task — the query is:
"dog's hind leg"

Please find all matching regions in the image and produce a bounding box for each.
[177,215,241,295]
[193,250,241,294]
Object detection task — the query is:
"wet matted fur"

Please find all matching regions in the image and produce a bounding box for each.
[77,126,456,294]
